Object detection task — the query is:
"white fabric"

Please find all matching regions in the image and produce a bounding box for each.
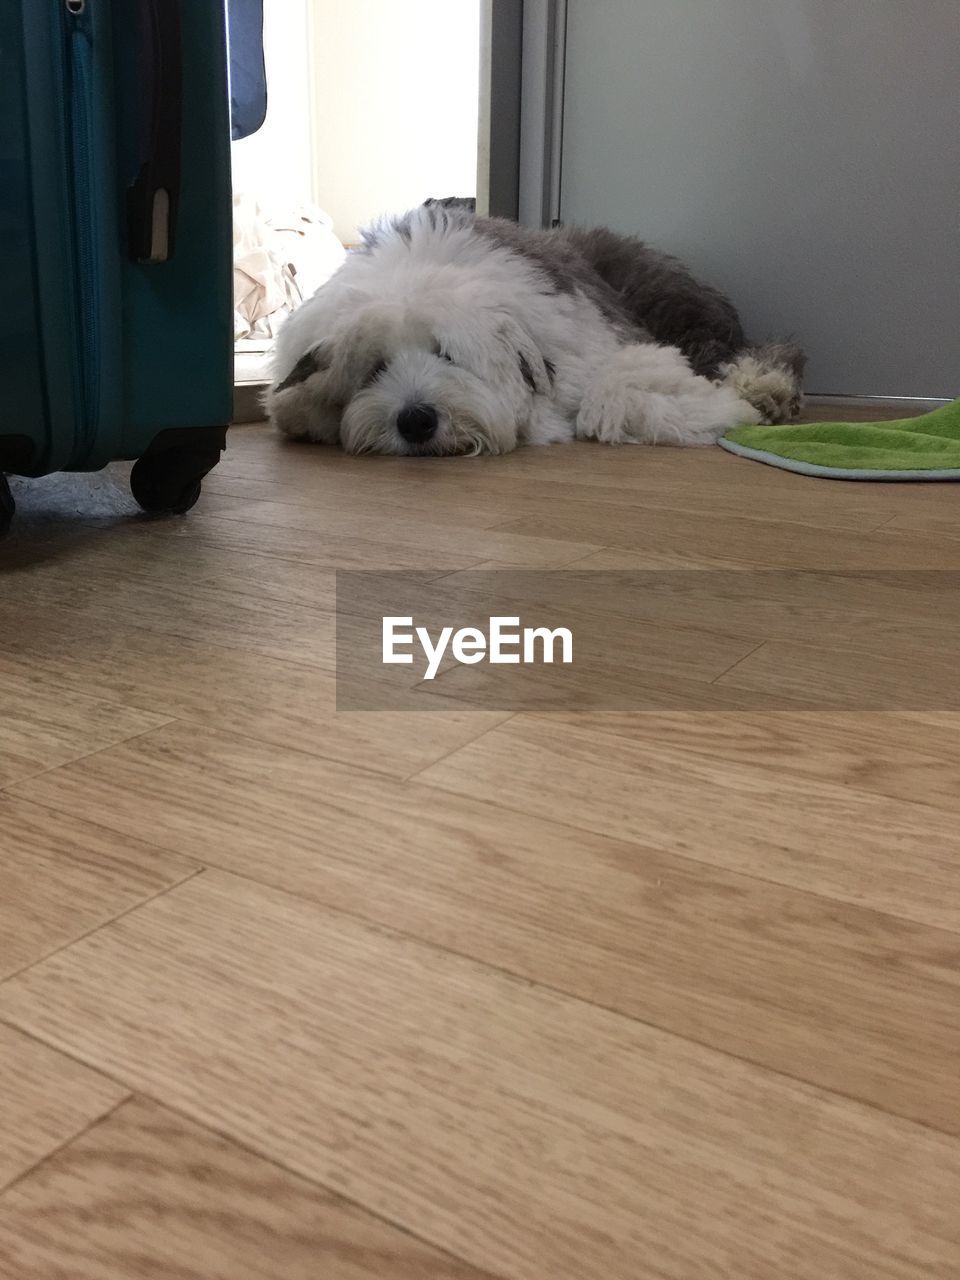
[233,194,347,342]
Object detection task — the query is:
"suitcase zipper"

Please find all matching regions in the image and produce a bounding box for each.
[64,0,100,461]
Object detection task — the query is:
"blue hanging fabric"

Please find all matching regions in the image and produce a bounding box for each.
[227,0,267,141]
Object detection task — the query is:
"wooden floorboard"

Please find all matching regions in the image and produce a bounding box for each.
[3,420,960,1276]
[7,718,960,1131]
[530,710,960,813]
[0,1023,127,1194]
[0,665,171,790]
[0,642,510,782]
[0,794,197,981]
[3,872,960,1280]
[417,714,960,928]
[0,1097,494,1280]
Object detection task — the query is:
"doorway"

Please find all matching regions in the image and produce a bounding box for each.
[230,0,484,395]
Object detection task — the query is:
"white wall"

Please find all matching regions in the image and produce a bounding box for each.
[308,0,481,243]
[231,0,314,208]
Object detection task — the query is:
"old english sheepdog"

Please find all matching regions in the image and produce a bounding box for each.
[266,205,805,456]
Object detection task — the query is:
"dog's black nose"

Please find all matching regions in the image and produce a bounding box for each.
[397,405,438,443]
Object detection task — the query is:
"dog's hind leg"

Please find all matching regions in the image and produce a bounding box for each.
[718,342,807,424]
[577,343,760,446]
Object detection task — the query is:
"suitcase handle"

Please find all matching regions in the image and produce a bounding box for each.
[127,0,182,263]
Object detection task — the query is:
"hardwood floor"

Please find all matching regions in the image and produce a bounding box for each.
[0,1097,495,1280]
[2,415,960,1277]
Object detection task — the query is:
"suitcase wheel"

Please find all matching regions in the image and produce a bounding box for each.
[0,474,14,537]
[130,448,215,516]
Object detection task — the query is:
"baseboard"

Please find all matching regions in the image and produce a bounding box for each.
[232,382,269,425]
[803,394,949,423]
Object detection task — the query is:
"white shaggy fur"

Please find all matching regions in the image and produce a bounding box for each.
[266,209,761,456]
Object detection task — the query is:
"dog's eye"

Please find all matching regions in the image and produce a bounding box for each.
[431,340,454,364]
[364,359,388,386]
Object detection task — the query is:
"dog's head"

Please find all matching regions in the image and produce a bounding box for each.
[265,217,553,456]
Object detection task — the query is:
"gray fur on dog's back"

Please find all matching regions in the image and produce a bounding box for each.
[474,216,741,377]
[467,213,804,419]
[471,217,648,344]
[556,225,747,378]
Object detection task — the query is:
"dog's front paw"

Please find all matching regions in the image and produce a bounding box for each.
[265,381,343,446]
[576,385,630,444]
[719,348,805,424]
[749,387,802,426]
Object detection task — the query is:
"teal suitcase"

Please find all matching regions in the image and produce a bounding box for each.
[0,0,233,534]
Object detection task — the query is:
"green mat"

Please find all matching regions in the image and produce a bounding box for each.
[720,397,960,480]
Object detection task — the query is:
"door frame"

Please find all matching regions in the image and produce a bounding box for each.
[479,0,568,226]
[518,0,567,227]
[477,0,522,220]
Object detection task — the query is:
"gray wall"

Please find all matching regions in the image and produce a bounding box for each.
[560,0,960,398]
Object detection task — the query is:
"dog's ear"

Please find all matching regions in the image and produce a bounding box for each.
[498,319,553,395]
[274,341,332,393]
